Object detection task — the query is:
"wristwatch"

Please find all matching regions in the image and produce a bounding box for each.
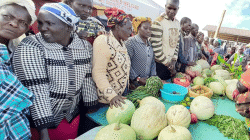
[136,77,141,82]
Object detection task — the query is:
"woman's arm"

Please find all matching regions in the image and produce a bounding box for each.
[92,35,119,104]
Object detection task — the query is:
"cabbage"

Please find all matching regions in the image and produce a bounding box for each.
[212,75,227,88]
[226,83,237,100]
[193,77,204,85]
[209,82,225,95]
[197,59,210,70]
[213,70,231,80]
[211,65,223,71]
[225,79,238,85]
[191,64,202,73]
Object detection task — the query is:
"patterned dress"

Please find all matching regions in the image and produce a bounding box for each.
[92,31,131,104]
[12,33,97,130]
[0,43,34,140]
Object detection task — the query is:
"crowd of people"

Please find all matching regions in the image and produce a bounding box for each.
[1,0,250,139]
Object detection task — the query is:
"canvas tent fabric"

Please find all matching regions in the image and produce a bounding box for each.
[93,0,165,21]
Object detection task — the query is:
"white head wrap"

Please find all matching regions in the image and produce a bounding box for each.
[0,0,37,25]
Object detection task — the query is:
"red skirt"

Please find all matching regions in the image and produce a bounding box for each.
[31,115,80,140]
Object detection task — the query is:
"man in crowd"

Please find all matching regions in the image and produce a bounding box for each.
[177,17,192,72]
[151,0,181,80]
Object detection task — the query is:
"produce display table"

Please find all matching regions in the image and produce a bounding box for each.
[82,97,245,140]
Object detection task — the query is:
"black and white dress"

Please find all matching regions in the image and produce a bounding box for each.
[12,33,98,130]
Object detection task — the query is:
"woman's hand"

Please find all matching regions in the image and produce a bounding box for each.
[40,128,50,140]
[138,77,147,85]
[236,104,250,118]
[110,96,127,109]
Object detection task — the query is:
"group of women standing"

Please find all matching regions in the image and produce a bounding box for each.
[0,0,158,139]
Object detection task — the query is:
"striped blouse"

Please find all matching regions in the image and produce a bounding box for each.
[125,35,156,80]
[12,33,98,130]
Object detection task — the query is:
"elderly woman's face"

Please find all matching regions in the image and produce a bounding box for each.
[118,20,132,41]
[0,4,31,40]
[70,0,93,20]
[37,11,70,45]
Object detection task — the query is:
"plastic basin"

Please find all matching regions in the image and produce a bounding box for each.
[160,83,188,103]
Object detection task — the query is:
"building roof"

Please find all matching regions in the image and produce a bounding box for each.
[203,25,250,38]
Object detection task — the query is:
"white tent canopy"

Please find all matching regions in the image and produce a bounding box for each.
[93,0,165,21]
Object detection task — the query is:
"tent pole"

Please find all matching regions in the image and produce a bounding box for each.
[214,10,226,39]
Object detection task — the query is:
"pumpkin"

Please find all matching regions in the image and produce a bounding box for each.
[213,70,231,80]
[131,103,167,140]
[226,83,237,100]
[166,105,191,128]
[210,65,223,71]
[225,79,238,86]
[158,125,192,140]
[209,82,225,95]
[190,64,202,73]
[193,77,204,86]
[106,99,135,125]
[212,75,228,88]
[197,59,210,70]
[139,96,165,109]
[95,122,136,140]
[190,96,215,120]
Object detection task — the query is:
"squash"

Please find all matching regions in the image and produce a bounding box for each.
[211,65,223,71]
[197,59,210,70]
[139,96,165,109]
[131,103,167,140]
[212,75,228,88]
[158,125,192,140]
[95,122,136,140]
[209,82,225,95]
[166,105,191,128]
[226,83,237,100]
[106,99,135,125]
[190,96,214,120]
[213,70,231,80]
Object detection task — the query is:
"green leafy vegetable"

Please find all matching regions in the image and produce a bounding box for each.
[201,114,250,140]
[126,76,163,108]
[204,77,217,87]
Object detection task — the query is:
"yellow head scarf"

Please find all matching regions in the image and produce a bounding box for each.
[132,17,152,34]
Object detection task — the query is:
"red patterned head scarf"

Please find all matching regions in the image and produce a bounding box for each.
[104,7,130,28]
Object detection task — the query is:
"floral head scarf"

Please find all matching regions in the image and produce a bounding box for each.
[132,17,151,34]
[104,7,129,28]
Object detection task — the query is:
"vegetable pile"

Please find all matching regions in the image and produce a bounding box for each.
[126,76,163,108]
[202,114,250,140]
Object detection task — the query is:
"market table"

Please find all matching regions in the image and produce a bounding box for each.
[77,97,245,140]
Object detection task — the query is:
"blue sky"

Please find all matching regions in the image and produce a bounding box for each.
[152,0,250,36]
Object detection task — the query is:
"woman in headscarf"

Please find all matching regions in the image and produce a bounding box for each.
[125,17,156,89]
[12,2,98,140]
[0,0,36,139]
[232,69,250,130]
[92,7,132,108]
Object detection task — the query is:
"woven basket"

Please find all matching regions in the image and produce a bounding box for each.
[188,85,213,98]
